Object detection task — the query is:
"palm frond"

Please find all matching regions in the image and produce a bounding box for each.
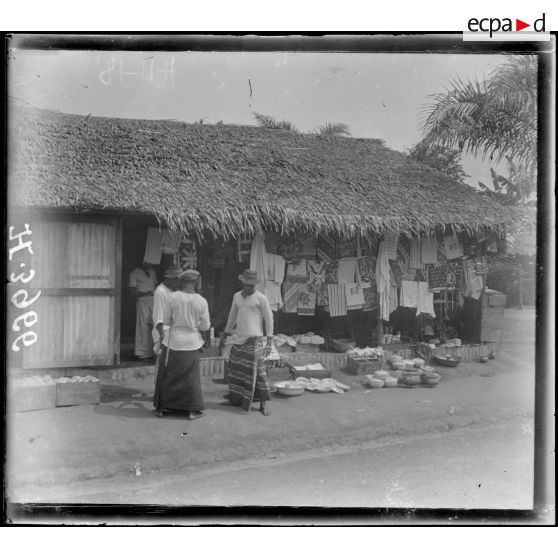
[315,122,351,137]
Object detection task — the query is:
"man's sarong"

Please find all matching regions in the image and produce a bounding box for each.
[227,337,271,412]
[134,295,154,358]
[154,347,204,411]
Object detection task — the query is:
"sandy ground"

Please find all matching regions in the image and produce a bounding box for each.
[6,308,539,507]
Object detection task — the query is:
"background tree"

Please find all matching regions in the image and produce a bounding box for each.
[408,142,469,185]
[419,55,537,205]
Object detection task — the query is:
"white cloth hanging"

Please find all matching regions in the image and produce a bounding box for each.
[249,233,268,294]
[376,241,393,321]
[144,228,163,264]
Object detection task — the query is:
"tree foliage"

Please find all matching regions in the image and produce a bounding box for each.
[408,142,469,185]
[253,112,299,133]
[419,55,537,203]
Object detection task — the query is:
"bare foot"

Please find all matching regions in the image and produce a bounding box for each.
[260,402,271,416]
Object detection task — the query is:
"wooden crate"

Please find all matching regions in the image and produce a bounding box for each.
[346,356,384,375]
[55,382,101,407]
[11,384,57,412]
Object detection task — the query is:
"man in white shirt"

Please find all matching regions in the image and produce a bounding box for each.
[128,261,157,359]
[152,265,182,395]
[222,269,274,416]
[154,269,210,419]
[152,265,183,354]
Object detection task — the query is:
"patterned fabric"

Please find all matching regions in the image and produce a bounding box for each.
[401,266,417,281]
[297,284,316,316]
[415,268,428,283]
[356,257,372,288]
[228,338,271,412]
[428,265,447,289]
[282,282,299,313]
[307,259,327,308]
[324,260,339,284]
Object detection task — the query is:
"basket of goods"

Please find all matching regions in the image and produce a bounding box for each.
[383,376,398,388]
[273,381,306,397]
[401,370,422,388]
[361,375,384,389]
[332,338,356,353]
[373,369,391,380]
[390,368,403,380]
[420,370,441,387]
[432,354,462,368]
[412,358,425,368]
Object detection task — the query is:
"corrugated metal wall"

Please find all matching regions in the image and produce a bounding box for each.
[23,218,119,369]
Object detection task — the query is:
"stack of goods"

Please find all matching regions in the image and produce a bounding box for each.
[293,376,350,394]
[289,362,333,379]
[293,332,325,353]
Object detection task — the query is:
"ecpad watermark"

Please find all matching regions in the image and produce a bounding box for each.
[463,12,551,41]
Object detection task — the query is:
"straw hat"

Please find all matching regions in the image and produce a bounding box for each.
[180,269,200,282]
[238,269,261,285]
[164,266,183,279]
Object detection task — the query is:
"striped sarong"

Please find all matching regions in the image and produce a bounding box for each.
[227,338,271,412]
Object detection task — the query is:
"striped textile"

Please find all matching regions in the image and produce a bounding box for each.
[327,284,347,317]
[228,338,271,412]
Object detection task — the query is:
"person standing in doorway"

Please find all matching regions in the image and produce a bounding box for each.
[221,269,274,416]
[152,265,182,389]
[129,261,157,360]
[154,269,210,419]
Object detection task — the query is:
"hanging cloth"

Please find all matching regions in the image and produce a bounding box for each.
[297,284,316,316]
[283,282,300,313]
[250,233,268,294]
[327,284,347,317]
[417,282,436,317]
[410,238,422,269]
[376,241,393,321]
[443,234,464,260]
[144,227,163,265]
[383,234,398,261]
[345,283,365,310]
[266,281,283,312]
[286,259,308,283]
[401,281,419,308]
[421,237,439,264]
[338,258,357,283]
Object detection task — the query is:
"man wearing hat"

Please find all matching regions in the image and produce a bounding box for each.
[154,269,210,419]
[222,269,274,416]
[152,266,183,354]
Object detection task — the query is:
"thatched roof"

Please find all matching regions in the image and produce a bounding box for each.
[9,107,524,238]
